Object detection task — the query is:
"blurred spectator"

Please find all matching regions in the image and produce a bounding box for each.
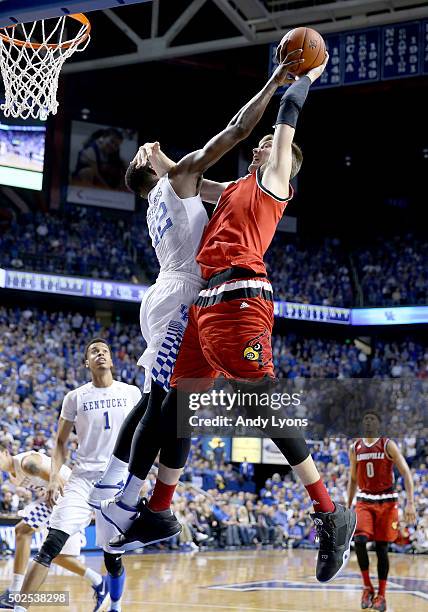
[239,457,254,481]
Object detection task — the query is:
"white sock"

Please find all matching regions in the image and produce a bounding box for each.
[84,568,102,587]
[111,600,122,611]
[120,474,145,507]
[14,606,27,612]
[99,455,128,486]
[10,573,24,592]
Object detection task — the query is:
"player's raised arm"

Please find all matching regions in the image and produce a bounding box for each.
[262,53,329,198]
[46,417,74,508]
[139,142,230,204]
[385,439,416,524]
[347,443,358,508]
[174,50,305,176]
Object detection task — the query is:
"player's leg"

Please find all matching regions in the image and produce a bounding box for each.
[372,542,389,611]
[354,502,376,609]
[104,552,125,612]
[88,392,150,508]
[100,382,167,533]
[198,291,356,582]
[125,284,205,503]
[100,282,195,528]
[53,555,102,585]
[108,306,216,551]
[14,528,70,612]
[16,475,107,612]
[371,501,398,611]
[53,531,103,590]
[0,521,35,608]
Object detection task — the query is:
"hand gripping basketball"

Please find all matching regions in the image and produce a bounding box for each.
[271,49,306,86]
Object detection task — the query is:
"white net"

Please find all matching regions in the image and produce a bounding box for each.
[0,15,90,120]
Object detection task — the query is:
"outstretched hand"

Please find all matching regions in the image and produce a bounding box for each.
[133,142,161,168]
[271,49,305,87]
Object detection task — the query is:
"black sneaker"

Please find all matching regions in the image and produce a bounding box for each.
[0,588,14,609]
[108,499,182,552]
[311,503,356,583]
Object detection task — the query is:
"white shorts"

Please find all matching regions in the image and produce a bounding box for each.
[49,472,120,551]
[18,501,82,556]
[138,272,205,393]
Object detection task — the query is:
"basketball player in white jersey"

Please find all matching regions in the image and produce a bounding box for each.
[0,445,104,610]
[88,52,305,551]
[13,339,141,612]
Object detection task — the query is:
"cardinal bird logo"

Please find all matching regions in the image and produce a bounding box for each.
[243,329,271,368]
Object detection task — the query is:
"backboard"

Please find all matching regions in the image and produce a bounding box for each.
[0,0,151,28]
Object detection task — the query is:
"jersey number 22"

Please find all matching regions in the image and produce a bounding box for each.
[150,201,173,247]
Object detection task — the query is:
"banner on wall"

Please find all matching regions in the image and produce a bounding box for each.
[0,523,96,552]
[67,121,138,210]
[269,20,428,90]
[201,436,232,462]
[231,438,262,464]
[262,439,289,465]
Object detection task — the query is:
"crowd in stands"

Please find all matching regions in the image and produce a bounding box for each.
[0,204,427,307]
[356,234,428,306]
[0,306,427,555]
[273,334,428,379]
[0,207,141,282]
[267,236,354,307]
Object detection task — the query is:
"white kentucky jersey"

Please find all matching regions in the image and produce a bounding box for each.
[11,451,71,491]
[61,380,142,474]
[147,174,208,277]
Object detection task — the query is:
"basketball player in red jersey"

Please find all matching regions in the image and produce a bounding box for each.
[111,52,357,585]
[348,411,416,611]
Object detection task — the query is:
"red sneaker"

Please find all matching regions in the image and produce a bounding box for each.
[361,587,375,609]
[372,594,387,611]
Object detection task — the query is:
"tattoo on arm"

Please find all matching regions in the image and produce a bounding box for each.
[22,458,40,476]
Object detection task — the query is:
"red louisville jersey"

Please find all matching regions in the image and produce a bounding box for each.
[354,437,398,503]
[196,169,293,280]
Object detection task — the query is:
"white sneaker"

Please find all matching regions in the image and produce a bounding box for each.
[88,480,124,509]
[99,498,138,534]
[195,532,209,542]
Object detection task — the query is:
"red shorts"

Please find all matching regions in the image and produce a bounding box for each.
[355,500,399,542]
[171,278,274,387]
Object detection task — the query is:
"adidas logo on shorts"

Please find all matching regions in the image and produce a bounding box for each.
[240,302,250,309]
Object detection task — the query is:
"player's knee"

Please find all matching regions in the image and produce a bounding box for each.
[15,521,34,538]
[273,437,309,467]
[355,535,369,545]
[34,529,69,568]
[104,551,123,578]
[375,541,389,556]
[159,436,191,469]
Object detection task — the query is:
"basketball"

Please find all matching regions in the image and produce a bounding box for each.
[276,27,326,76]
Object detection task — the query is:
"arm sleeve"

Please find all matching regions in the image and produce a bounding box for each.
[60,390,78,422]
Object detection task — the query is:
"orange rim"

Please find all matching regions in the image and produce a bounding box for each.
[0,13,91,50]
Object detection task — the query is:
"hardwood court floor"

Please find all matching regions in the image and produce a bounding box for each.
[1,548,428,611]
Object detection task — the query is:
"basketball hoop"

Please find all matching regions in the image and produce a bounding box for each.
[0,14,91,120]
